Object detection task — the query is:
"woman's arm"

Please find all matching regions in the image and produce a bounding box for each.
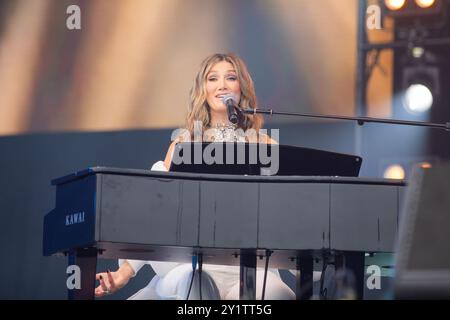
[163,140,178,171]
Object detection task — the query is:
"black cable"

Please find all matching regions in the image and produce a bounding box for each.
[319,254,329,300]
[198,253,203,300]
[186,255,197,300]
[261,250,272,300]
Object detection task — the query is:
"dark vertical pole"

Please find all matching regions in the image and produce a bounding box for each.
[296,252,313,300]
[356,0,368,117]
[355,0,369,157]
[68,247,98,300]
[239,249,257,300]
[335,251,365,300]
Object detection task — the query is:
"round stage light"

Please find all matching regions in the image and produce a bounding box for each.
[385,0,407,11]
[403,84,433,113]
[384,165,406,180]
[412,47,425,59]
[415,0,436,9]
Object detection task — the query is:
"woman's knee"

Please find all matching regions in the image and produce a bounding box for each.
[159,264,221,300]
[258,272,295,300]
[224,272,295,300]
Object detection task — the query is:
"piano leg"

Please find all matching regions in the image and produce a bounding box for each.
[296,252,313,300]
[67,247,98,300]
[239,249,257,300]
[335,251,365,300]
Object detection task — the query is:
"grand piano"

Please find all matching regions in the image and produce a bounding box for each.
[43,166,406,300]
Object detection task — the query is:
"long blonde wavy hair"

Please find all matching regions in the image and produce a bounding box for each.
[185,53,264,138]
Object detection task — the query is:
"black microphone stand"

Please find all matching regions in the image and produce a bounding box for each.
[241,108,450,131]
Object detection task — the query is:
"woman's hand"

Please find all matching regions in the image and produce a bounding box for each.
[94,261,135,298]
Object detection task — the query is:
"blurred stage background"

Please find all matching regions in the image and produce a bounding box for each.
[0,0,449,299]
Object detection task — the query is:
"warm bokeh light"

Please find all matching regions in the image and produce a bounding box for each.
[415,0,436,9]
[384,0,407,10]
[384,164,406,180]
[0,0,360,136]
[419,162,432,169]
[0,0,51,135]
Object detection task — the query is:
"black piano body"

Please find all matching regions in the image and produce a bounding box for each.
[43,167,406,299]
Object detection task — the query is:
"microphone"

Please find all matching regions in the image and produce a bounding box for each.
[222,94,240,125]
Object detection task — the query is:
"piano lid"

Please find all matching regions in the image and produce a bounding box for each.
[51,166,407,187]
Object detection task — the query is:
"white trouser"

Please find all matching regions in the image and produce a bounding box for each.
[122,261,295,300]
